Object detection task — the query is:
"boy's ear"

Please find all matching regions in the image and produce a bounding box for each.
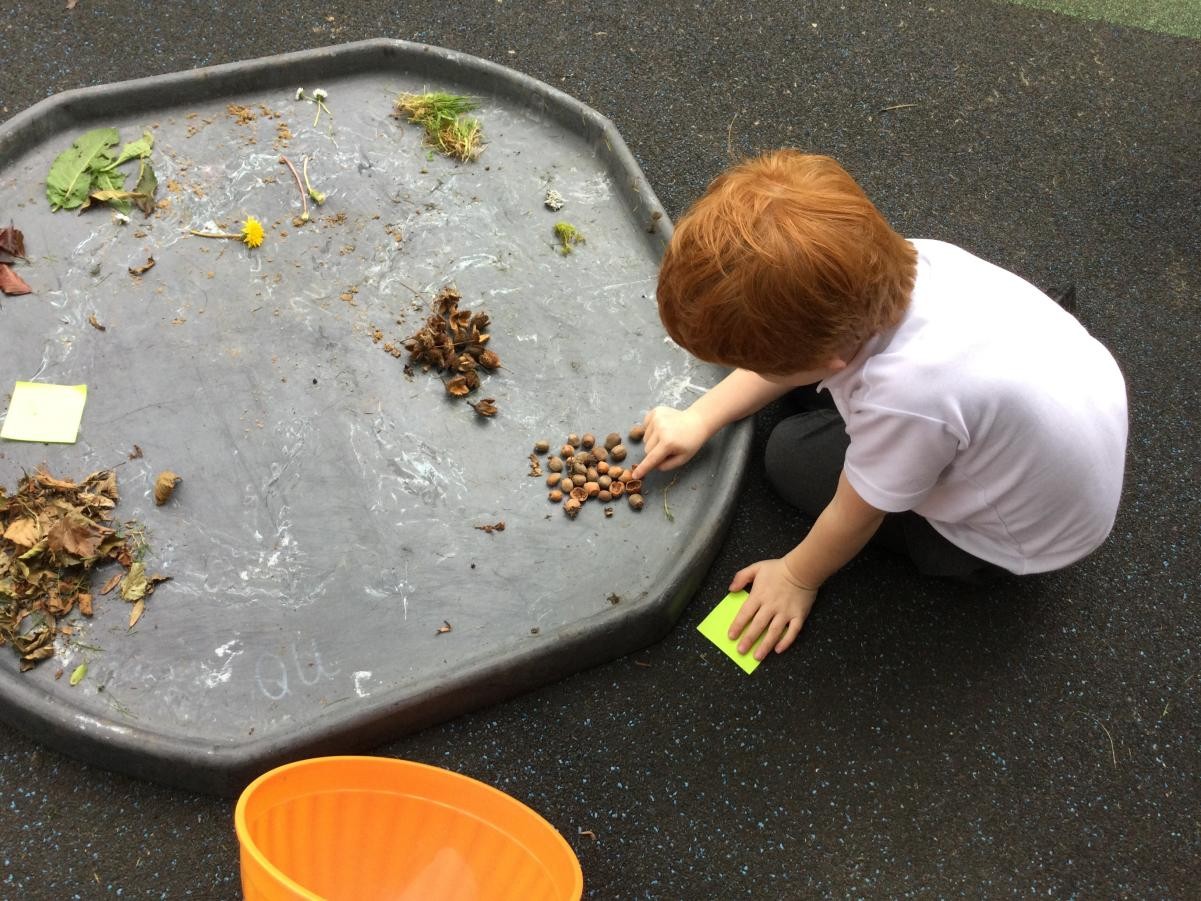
[826,356,850,373]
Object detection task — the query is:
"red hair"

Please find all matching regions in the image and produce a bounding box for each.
[656,150,916,373]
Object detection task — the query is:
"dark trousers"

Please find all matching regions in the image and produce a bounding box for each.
[765,405,1005,582]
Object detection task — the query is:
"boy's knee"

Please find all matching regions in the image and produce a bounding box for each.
[765,410,848,518]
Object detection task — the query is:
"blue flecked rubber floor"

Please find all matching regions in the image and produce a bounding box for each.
[2,0,1198,897]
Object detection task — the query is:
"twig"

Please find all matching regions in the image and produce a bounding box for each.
[278,155,310,223]
[1083,714,1118,769]
[879,103,920,113]
[726,111,739,160]
[662,475,680,522]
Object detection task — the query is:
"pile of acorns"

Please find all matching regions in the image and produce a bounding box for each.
[535,428,646,519]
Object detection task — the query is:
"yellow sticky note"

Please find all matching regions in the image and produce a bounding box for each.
[697,590,765,674]
[1,382,88,443]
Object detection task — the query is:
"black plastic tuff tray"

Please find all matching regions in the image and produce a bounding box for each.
[0,39,751,796]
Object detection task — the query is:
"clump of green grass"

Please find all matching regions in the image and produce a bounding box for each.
[394,91,484,162]
[553,221,585,255]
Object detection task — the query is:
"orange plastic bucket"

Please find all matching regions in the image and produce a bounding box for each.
[235,756,583,901]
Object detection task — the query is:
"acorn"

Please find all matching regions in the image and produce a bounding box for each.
[564,498,582,518]
[604,432,622,450]
[570,486,588,503]
[561,444,575,458]
[571,473,587,487]
[572,462,587,476]
[610,481,625,498]
[593,446,608,462]
[585,481,601,498]
[581,432,596,449]
[586,466,599,481]
[534,439,551,454]
[596,461,610,475]
[624,478,643,494]
[576,452,595,466]
[548,456,564,473]
[598,490,612,503]
[628,425,645,443]
[628,493,645,511]
[608,467,625,482]
[610,444,627,462]
[597,475,612,489]
[567,433,580,447]
[546,473,562,488]
[548,489,564,502]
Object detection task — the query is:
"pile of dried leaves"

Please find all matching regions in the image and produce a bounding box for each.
[0,222,31,296]
[399,285,501,417]
[0,467,168,671]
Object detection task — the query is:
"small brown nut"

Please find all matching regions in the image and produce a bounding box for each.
[571,473,587,487]
[628,493,645,511]
[586,467,599,481]
[567,433,580,447]
[548,457,564,473]
[628,425,645,443]
[608,467,624,482]
[596,461,610,475]
[548,489,564,502]
[576,452,594,466]
[624,478,642,494]
[592,446,608,462]
[604,432,622,450]
[546,473,562,488]
[598,490,612,503]
[585,481,600,498]
[597,475,612,489]
[564,497,582,518]
[610,481,625,498]
[581,432,596,449]
[561,444,575,458]
[610,444,627,462]
[572,462,587,476]
[534,439,551,454]
[570,486,588,503]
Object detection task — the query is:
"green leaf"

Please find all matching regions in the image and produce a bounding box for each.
[132,159,158,216]
[69,663,87,686]
[90,167,129,214]
[46,127,120,211]
[109,130,154,169]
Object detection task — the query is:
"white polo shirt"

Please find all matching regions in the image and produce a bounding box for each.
[819,239,1128,574]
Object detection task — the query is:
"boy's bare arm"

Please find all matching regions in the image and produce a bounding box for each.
[729,471,885,658]
[635,369,791,477]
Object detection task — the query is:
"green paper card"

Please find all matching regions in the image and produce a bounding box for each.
[697,590,765,674]
[1,382,88,443]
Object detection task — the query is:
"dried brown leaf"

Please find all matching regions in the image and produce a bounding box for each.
[0,223,26,261]
[469,397,498,417]
[0,263,31,296]
[87,314,106,331]
[99,571,123,596]
[154,471,181,505]
[46,512,105,558]
[128,257,155,276]
[128,599,145,629]
[3,517,41,548]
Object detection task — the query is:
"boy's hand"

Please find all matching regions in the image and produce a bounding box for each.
[631,406,710,478]
[727,558,818,660]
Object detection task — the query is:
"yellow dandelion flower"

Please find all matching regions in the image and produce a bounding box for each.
[241,216,265,249]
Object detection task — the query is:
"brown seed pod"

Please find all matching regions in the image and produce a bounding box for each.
[596,461,610,475]
[570,486,588,503]
[609,481,625,498]
[567,433,580,447]
[628,425,645,443]
[597,475,612,489]
[547,473,562,488]
[598,490,612,503]
[624,478,643,494]
[628,493,645,511]
[581,432,596,449]
[576,452,594,466]
[572,462,587,476]
[604,432,622,450]
[534,440,550,454]
[592,446,608,462]
[586,467,599,481]
[548,457,564,473]
[564,498,582,518]
[561,444,575,458]
[548,489,564,502]
[571,473,587,487]
[608,467,624,482]
[585,481,600,498]
[610,444,627,462]
[154,471,181,505]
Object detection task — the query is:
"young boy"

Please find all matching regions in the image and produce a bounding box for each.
[631,150,1128,662]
